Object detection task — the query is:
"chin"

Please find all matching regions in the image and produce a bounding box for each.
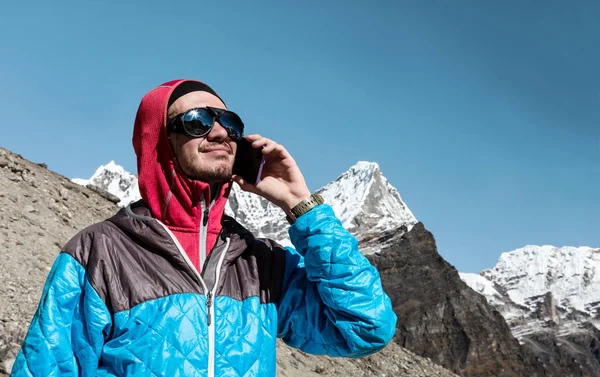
[187,165,233,183]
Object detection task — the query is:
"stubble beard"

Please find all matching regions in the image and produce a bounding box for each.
[188,164,232,183]
[183,155,233,183]
[173,138,235,183]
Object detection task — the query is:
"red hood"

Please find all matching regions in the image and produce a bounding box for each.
[132,80,232,268]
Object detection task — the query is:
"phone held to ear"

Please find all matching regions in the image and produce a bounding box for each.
[233,138,265,185]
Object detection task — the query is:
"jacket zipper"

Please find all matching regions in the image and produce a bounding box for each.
[207,237,230,377]
[199,199,214,271]
[206,291,213,326]
[156,221,230,377]
[201,191,225,377]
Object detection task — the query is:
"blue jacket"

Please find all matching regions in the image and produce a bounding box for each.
[11,203,397,377]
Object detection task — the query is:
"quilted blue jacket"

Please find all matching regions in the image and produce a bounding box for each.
[10,203,397,377]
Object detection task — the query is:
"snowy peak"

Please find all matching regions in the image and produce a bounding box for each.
[482,245,600,313]
[461,244,600,340]
[92,161,128,176]
[318,161,417,232]
[72,161,140,206]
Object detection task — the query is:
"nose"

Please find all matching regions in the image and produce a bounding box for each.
[206,121,229,141]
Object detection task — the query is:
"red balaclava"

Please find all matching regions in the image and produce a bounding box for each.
[132,80,232,271]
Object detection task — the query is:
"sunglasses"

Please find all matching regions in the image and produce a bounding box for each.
[166,107,244,140]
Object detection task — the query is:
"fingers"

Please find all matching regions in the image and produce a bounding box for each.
[244,134,262,142]
[247,134,270,150]
[245,134,291,159]
[261,141,279,154]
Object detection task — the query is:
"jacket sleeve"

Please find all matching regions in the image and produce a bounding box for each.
[276,204,397,357]
[10,252,112,377]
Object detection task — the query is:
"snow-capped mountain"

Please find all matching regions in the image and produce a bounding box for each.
[73,160,417,248]
[318,161,416,233]
[461,245,600,338]
[484,245,600,316]
[72,161,140,206]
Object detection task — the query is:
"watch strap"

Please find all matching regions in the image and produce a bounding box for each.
[287,193,324,224]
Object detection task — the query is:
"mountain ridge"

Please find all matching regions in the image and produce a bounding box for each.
[73,160,418,249]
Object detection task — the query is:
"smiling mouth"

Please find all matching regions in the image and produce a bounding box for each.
[203,148,230,154]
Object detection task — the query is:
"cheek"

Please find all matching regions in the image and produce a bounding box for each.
[179,141,201,164]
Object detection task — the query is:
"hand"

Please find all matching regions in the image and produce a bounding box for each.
[232,134,311,213]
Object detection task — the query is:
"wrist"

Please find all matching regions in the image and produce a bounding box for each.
[285,193,325,224]
[281,192,311,213]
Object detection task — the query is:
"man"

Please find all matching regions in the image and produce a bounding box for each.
[11,79,397,377]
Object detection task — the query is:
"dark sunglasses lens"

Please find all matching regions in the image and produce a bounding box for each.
[219,111,244,140]
[182,109,214,136]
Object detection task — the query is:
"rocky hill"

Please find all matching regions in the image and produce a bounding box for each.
[0,146,458,377]
[0,148,119,375]
[363,225,548,376]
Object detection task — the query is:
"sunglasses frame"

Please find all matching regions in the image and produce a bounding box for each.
[166,106,244,140]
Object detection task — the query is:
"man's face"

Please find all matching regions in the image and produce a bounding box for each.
[167,91,237,183]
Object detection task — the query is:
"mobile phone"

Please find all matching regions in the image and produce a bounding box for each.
[233,138,265,185]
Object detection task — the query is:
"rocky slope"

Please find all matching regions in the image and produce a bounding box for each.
[0,148,119,375]
[363,224,548,377]
[462,245,600,376]
[0,146,458,377]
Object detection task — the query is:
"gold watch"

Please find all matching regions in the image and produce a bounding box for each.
[286,193,324,224]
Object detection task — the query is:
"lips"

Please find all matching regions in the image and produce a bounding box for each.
[202,147,232,157]
[202,144,232,154]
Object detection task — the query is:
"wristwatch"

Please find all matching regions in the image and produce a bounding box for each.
[286,193,325,224]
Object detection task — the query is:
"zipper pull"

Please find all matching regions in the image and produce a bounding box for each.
[206,291,213,326]
[203,206,209,226]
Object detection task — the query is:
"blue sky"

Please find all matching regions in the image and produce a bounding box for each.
[1,1,598,273]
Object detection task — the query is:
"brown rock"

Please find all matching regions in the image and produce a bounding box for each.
[364,224,548,377]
